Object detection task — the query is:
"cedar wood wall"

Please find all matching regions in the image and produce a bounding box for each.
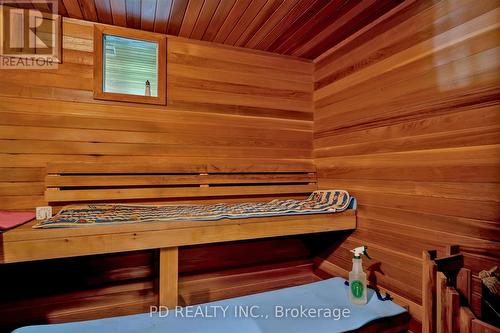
[0,17,317,330]
[1,1,500,331]
[0,19,314,209]
[313,0,499,330]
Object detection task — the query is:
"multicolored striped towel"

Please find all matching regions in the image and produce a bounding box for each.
[34,190,352,228]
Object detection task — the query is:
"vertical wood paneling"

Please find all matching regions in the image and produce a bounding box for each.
[78,0,98,22]
[153,0,173,33]
[189,0,221,39]
[62,0,83,19]
[292,0,378,57]
[167,0,189,35]
[109,0,127,27]
[140,0,157,31]
[233,0,284,47]
[313,0,500,328]
[223,0,267,45]
[58,0,69,16]
[200,0,236,41]
[213,0,251,43]
[94,0,113,25]
[272,0,344,54]
[266,0,327,52]
[244,0,300,48]
[177,0,204,37]
[254,0,315,51]
[10,0,400,58]
[125,0,142,29]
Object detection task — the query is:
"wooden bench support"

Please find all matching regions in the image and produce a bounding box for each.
[422,246,500,333]
[422,250,437,333]
[159,247,178,308]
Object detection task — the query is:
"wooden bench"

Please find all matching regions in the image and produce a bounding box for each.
[0,161,357,308]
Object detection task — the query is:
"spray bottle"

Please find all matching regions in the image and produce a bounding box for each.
[349,246,370,304]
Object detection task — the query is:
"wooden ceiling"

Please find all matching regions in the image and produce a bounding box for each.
[15,0,402,59]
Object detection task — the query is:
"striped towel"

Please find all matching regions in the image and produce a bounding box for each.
[34,190,352,228]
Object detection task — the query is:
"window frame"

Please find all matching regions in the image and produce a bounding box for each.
[93,24,166,105]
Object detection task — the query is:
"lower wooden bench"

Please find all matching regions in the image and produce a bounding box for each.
[0,210,356,308]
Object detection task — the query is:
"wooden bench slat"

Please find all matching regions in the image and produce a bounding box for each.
[47,161,315,174]
[45,174,316,187]
[206,162,315,173]
[45,184,317,202]
[45,162,318,203]
[47,162,208,174]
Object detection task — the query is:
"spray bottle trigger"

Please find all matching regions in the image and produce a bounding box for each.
[363,248,371,259]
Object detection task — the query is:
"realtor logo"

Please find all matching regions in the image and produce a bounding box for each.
[0,0,60,69]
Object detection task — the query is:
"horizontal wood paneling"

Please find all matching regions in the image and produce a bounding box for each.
[0,17,313,211]
[179,260,320,305]
[313,0,500,328]
[0,16,314,331]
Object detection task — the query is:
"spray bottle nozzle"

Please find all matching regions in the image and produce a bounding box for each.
[350,246,371,259]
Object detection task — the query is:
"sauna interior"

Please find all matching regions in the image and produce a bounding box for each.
[0,0,498,332]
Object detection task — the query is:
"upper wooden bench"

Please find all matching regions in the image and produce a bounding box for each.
[1,161,356,265]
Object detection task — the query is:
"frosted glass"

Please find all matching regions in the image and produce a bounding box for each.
[103,35,158,97]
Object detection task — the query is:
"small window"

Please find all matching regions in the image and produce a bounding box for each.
[94,25,166,105]
[103,35,158,96]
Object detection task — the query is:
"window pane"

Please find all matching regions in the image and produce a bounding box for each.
[103,35,158,97]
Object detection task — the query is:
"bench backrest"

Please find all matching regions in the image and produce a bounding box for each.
[45,162,317,204]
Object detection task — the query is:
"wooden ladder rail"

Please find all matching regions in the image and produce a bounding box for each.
[422,246,500,333]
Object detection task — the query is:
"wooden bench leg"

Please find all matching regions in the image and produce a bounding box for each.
[159,247,178,308]
[422,250,437,333]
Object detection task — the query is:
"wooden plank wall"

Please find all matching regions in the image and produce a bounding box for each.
[0,18,313,210]
[313,0,500,331]
[0,17,315,330]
